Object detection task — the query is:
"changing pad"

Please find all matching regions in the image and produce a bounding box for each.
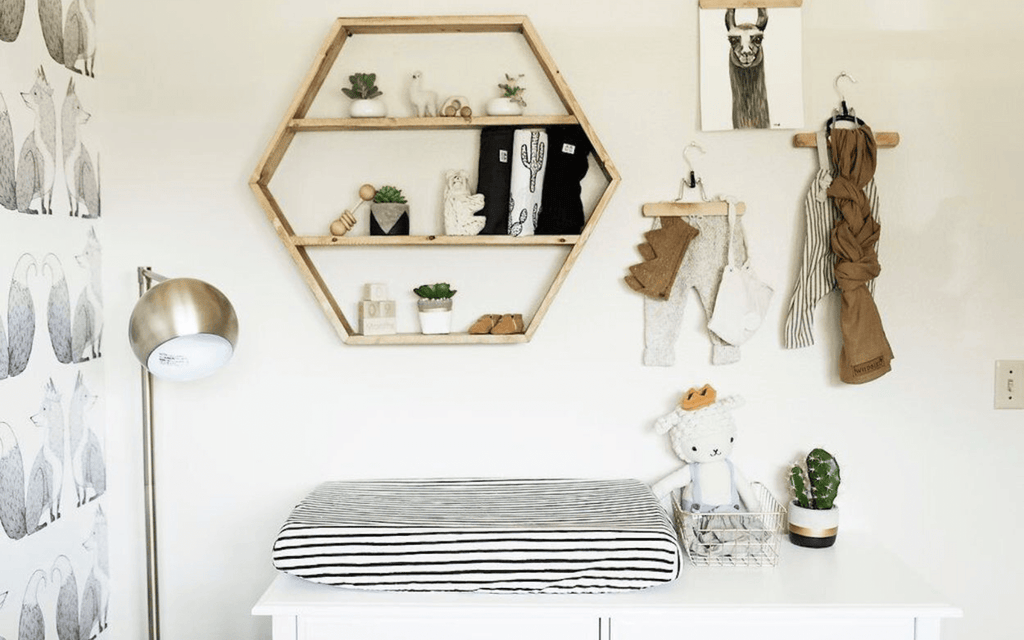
[272,478,681,593]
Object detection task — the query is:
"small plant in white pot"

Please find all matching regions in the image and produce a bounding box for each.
[343,72,387,118]
[486,73,526,116]
[787,448,841,548]
[414,283,456,334]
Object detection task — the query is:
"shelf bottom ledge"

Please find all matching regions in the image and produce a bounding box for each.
[346,332,529,345]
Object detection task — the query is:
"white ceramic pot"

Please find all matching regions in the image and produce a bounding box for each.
[349,99,387,118]
[417,299,453,335]
[486,97,524,116]
[787,502,839,548]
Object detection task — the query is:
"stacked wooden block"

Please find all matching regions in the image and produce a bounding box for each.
[358,283,397,335]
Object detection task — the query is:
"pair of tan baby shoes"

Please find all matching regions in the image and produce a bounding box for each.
[469,313,524,335]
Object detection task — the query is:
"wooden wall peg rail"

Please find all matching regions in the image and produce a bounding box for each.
[642,202,747,217]
[792,132,901,148]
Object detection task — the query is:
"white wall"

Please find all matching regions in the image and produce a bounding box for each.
[100,1,1024,639]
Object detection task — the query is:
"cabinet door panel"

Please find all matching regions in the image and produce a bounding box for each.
[612,616,914,640]
[300,615,596,640]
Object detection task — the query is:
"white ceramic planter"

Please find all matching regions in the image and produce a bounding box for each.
[486,97,524,116]
[349,99,387,118]
[787,502,839,548]
[417,299,453,335]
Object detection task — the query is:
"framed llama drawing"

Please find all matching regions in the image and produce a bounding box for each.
[699,6,804,131]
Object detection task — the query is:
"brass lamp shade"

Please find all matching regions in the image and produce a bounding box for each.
[129,278,239,382]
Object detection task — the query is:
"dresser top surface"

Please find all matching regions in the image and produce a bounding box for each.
[254,534,961,620]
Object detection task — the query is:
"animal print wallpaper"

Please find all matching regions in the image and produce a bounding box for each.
[0,1,106,638]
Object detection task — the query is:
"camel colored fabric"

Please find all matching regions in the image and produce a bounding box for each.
[827,126,893,384]
[626,217,700,300]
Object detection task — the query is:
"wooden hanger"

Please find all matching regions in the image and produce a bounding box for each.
[645,142,747,217]
[793,72,900,148]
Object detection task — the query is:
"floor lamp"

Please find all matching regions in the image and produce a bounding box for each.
[129,267,239,640]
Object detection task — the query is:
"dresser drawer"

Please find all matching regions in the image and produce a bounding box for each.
[612,615,915,640]
[299,615,596,640]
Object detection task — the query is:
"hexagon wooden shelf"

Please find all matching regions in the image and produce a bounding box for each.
[249,15,620,345]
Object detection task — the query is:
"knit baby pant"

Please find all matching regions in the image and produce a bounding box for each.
[783,131,880,349]
[644,215,748,366]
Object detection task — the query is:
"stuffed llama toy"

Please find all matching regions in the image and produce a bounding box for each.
[651,385,760,514]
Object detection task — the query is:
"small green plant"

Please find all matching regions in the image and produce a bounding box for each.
[413,283,456,299]
[342,73,383,100]
[373,185,406,204]
[498,73,526,108]
[788,448,841,510]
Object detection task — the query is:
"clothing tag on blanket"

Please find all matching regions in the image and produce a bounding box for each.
[499,150,508,163]
[562,143,576,154]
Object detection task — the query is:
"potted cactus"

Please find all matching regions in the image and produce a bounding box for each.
[369,185,410,236]
[787,448,841,548]
[413,283,456,334]
[343,72,387,118]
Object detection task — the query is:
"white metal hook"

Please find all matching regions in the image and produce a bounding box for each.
[683,142,706,177]
[834,72,857,104]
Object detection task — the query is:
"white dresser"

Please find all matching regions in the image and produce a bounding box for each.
[253,534,960,640]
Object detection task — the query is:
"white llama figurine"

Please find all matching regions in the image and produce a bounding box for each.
[409,71,438,117]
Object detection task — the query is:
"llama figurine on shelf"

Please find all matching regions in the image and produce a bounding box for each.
[650,384,759,514]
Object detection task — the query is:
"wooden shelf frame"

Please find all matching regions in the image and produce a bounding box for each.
[249,15,621,346]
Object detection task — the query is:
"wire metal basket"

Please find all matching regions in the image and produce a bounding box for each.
[671,482,784,567]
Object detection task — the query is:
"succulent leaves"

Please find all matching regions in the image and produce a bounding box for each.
[373,185,406,204]
[413,283,456,299]
[342,73,383,100]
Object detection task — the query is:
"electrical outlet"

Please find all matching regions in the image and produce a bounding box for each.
[995,360,1024,410]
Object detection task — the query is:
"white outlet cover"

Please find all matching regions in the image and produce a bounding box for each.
[995,360,1024,410]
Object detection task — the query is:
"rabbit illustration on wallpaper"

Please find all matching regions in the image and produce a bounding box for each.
[44,229,103,364]
[39,0,96,76]
[62,79,99,218]
[69,371,105,506]
[0,254,37,380]
[80,506,109,638]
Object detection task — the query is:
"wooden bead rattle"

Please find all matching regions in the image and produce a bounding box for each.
[330,184,376,236]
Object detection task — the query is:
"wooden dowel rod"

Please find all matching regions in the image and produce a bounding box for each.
[642,202,746,218]
[699,0,802,8]
[793,132,901,148]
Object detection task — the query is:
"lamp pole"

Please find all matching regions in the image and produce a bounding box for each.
[139,267,167,640]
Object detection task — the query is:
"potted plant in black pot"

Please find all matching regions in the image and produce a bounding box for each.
[369,185,410,236]
[413,283,455,334]
[787,448,841,548]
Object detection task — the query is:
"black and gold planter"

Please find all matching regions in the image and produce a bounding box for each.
[787,503,839,548]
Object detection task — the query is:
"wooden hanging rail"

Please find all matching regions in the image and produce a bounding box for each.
[793,132,901,148]
[642,202,747,217]
[699,0,802,8]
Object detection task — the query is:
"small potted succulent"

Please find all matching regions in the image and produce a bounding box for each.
[343,72,387,118]
[486,73,527,116]
[369,185,409,236]
[787,448,842,549]
[413,283,456,334]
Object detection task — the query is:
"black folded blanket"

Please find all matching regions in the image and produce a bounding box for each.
[475,126,515,235]
[536,125,592,235]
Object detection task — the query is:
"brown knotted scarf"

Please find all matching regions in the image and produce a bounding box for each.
[828,126,893,384]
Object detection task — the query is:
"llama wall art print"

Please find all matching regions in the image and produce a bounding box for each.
[699,6,805,132]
